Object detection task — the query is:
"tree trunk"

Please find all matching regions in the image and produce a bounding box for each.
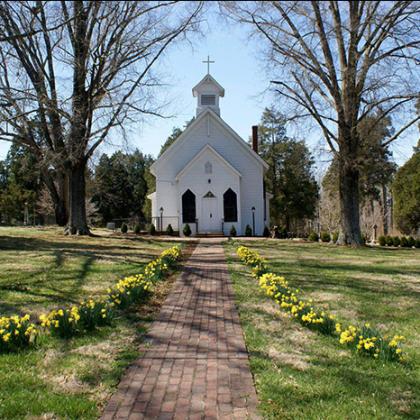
[337,161,362,246]
[66,162,90,235]
[41,169,68,226]
[381,184,388,236]
[54,199,68,226]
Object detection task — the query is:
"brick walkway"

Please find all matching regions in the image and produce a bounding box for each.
[102,239,259,420]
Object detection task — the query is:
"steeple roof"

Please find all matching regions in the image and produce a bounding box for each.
[192,74,225,97]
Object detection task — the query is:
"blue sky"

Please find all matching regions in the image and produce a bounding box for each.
[0,12,417,173]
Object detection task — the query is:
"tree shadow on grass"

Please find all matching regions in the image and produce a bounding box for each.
[0,235,160,316]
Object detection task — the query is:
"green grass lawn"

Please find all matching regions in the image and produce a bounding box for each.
[0,226,180,419]
[225,239,420,419]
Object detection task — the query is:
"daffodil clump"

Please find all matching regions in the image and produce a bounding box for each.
[237,246,267,277]
[237,245,406,363]
[38,245,182,338]
[259,272,336,335]
[108,274,152,309]
[79,299,114,330]
[0,314,38,352]
[337,323,405,362]
[108,245,182,308]
[39,306,82,338]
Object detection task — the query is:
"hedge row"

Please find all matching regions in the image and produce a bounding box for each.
[378,235,419,248]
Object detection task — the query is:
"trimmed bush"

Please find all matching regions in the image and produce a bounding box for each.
[332,232,339,243]
[378,235,386,246]
[385,235,394,246]
[407,236,415,247]
[279,226,287,239]
[401,236,409,248]
[400,236,409,247]
[392,236,401,247]
[320,232,331,243]
[245,224,252,236]
[133,224,141,234]
[230,225,237,237]
[183,224,192,237]
[308,232,319,242]
[263,226,270,237]
[149,224,156,235]
[166,224,174,236]
[415,239,420,248]
[121,223,128,234]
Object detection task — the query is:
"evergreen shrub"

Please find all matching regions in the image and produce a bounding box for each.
[166,224,174,236]
[245,225,252,236]
[400,236,409,247]
[183,224,192,237]
[308,232,319,242]
[392,236,400,247]
[149,224,156,235]
[320,232,331,242]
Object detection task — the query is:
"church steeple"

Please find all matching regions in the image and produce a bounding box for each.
[192,57,225,117]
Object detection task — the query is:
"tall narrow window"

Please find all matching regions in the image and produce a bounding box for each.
[182,189,196,223]
[223,188,237,222]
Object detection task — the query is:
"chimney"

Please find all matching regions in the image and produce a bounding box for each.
[252,125,258,154]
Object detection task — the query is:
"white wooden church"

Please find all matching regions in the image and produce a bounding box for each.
[148,68,271,236]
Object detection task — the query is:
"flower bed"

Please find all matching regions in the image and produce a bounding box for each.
[0,314,38,352]
[236,245,405,362]
[1,245,182,350]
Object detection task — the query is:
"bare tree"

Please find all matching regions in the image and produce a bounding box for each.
[0,1,203,234]
[223,1,420,245]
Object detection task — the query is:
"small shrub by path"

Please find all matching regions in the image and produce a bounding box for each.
[224,240,420,419]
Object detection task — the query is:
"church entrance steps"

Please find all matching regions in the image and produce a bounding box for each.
[195,232,225,238]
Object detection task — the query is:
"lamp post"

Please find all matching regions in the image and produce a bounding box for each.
[159,207,164,232]
[24,201,29,225]
[252,206,255,236]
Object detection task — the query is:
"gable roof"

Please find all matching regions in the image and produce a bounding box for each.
[192,74,225,97]
[150,108,268,175]
[175,144,242,181]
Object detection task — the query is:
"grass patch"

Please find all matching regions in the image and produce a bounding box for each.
[0,226,188,419]
[0,226,175,317]
[225,239,420,419]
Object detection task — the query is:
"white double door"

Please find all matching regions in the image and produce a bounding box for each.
[201,196,220,232]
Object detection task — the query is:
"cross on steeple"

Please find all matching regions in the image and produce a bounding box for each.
[202,55,215,74]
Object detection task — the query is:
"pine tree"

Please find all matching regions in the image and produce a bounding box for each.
[257,108,318,230]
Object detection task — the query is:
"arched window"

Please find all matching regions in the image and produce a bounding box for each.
[182,189,196,223]
[223,188,237,222]
[205,161,212,174]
